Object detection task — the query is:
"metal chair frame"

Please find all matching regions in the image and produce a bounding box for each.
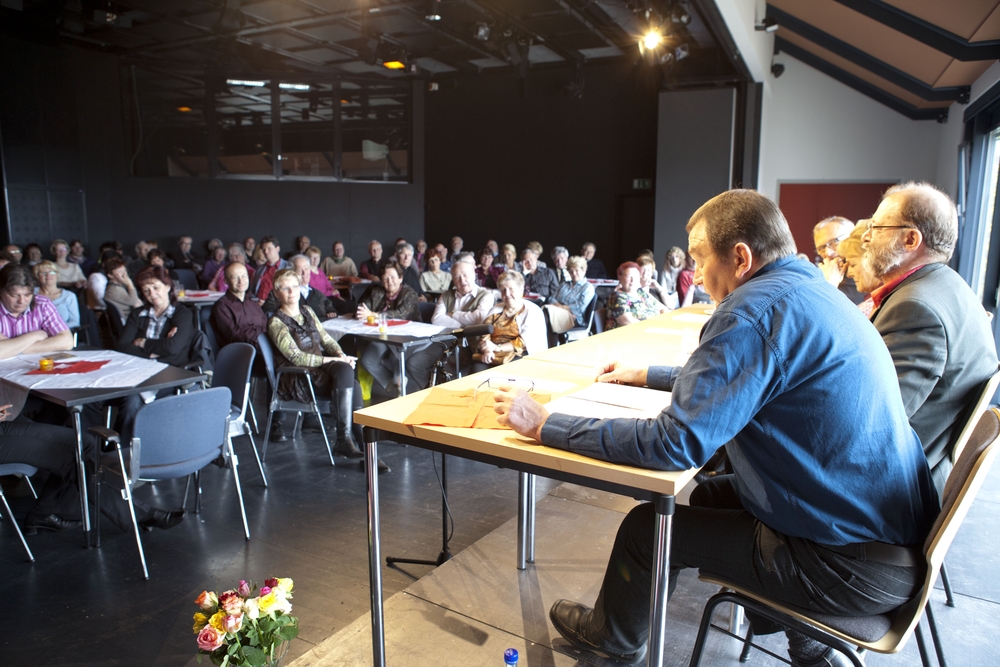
[0,464,38,562]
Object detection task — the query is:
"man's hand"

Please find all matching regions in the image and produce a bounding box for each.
[494,387,548,442]
[133,338,146,349]
[481,349,495,365]
[0,404,12,422]
[596,361,648,386]
[819,258,845,287]
[326,312,337,319]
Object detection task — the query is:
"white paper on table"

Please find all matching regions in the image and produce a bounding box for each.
[546,395,662,420]
[569,382,671,413]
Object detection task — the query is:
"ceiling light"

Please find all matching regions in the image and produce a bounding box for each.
[279,83,310,91]
[383,61,406,69]
[474,22,491,41]
[641,30,662,51]
[227,79,265,87]
[755,17,778,33]
[177,106,192,112]
[425,0,442,21]
[671,3,691,26]
[674,43,689,61]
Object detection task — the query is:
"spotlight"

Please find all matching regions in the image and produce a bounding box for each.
[671,3,691,26]
[674,43,689,61]
[641,30,662,52]
[474,22,491,41]
[383,60,406,69]
[771,63,785,77]
[755,17,778,33]
[425,0,442,21]
[177,106,192,113]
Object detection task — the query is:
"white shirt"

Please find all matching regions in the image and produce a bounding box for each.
[431,284,495,329]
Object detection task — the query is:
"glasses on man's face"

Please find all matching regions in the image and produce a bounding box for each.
[475,377,534,398]
[864,218,915,234]
[815,234,849,256]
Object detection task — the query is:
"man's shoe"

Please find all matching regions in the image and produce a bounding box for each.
[359,458,391,474]
[139,509,185,531]
[549,599,645,664]
[269,425,288,442]
[792,647,857,667]
[24,513,82,535]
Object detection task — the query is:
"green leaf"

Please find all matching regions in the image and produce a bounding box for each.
[228,643,239,656]
[276,624,299,641]
[242,645,266,667]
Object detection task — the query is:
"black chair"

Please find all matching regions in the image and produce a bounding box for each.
[173,268,198,291]
[103,301,125,343]
[256,333,336,466]
[351,282,370,303]
[592,307,608,335]
[418,300,436,324]
[545,294,599,347]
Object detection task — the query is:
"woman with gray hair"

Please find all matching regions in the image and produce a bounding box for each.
[473,271,547,372]
[545,255,595,333]
[207,243,255,292]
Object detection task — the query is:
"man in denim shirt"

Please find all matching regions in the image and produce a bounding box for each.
[496,190,938,667]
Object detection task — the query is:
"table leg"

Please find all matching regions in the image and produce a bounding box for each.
[365,429,386,667]
[71,407,91,546]
[517,472,529,570]
[646,494,675,667]
[398,347,407,396]
[526,472,536,563]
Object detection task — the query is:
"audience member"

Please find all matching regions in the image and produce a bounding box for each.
[636,256,665,305]
[101,257,142,324]
[264,255,350,318]
[414,239,428,271]
[320,241,358,278]
[485,239,499,259]
[244,237,256,256]
[657,246,686,308]
[419,253,451,295]
[33,261,80,330]
[606,261,667,330]
[266,268,363,459]
[5,244,22,264]
[864,181,999,494]
[86,250,115,310]
[207,244,254,293]
[435,243,452,272]
[581,242,607,279]
[432,260,495,329]
[814,216,865,305]
[395,242,424,299]
[358,261,423,399]
[525,241,548,268]
[127,241,151,277]
[68,239,96,275]
[249,236,289,304]
[299,246,331,297]
[0,250,17,270]
[169,235,202,274]
[118,267,196,366]
[24,243,43,267]
[521,247,557,302]
[494,189,937,667]
[206,238,224,254]
[496,244,519,273]
[472,271,546,372]
[359,240,386,281]
[294,235,311,255]
[550,246,571,283]
[210,262,267,348]
[545,256,595,334]
[835,226,878,316]
[475,247,501,289]
[448,236,464,263]
[146,248,169,269]
[199,245,227,288]
[0,264,73,357]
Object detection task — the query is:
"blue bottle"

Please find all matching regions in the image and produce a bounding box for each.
[503,648,518,666]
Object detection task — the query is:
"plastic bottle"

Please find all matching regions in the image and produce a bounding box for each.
[503,648,518,666]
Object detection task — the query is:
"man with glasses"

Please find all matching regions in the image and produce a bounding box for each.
[813,216,864,305]
[863,181,997,494]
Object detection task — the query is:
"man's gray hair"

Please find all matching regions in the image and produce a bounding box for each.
[551,246,569,259]
[290,254,310,266]
[687,189,797,267]
[813,216,854,234]
[396,242,414,254]
[521,247,539,257]
[883,181,957,261]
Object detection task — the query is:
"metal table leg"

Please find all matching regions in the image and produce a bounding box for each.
[647,494,675,667]
[398,346,407,396]
[365,428,386,667]
[71,407,91,546]
[517,472,529,570]
[527,473,536,563]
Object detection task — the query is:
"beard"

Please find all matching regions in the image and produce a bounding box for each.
[863,234,907,279]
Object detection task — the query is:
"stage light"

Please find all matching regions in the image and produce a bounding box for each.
[474,22,491,41]
[383,60,406,69]
[642,30,662,51]
[671,3,691,25]
[177,106,192,112]
[425,0,442,21]
[226,79,265,87]
[279,83,310,91]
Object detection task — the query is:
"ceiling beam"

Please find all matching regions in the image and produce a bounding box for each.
[768,5,970,103]
[468,0,578,65]
[776,37,948,121]
[831,0,1000,61]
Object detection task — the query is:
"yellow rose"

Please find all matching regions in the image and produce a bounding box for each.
[192,612,209,634]
[208,610,226,632]
[256,591,278,616]
[275,578,294,596]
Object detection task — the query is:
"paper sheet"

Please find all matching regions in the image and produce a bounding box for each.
[546,396,660,421]
[569,382,671,413]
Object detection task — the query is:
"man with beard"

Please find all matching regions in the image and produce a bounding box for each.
[863,181,997,494]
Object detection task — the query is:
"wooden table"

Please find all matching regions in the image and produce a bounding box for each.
[355,305,714,667]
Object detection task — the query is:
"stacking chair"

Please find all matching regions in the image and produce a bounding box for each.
[88,387,248,579]
[592,307,608,335]
[213,343,267,487]
[544,293,599,346]
[688,407,1000,667]
[256,333,336,466]
[102,301,125,345]
[418,300,437,324]
[0,463,38,562]
[172,268,198,291]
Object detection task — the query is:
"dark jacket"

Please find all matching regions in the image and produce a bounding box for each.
[118,303,197,367]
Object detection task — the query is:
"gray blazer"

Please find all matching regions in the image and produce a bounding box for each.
[871,263,998,495]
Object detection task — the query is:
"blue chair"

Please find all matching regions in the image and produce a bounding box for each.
[172,268,199,291]
[213,343,267,487]
[256,333,335,466]
[88,387,248,579]
[0,463,38,562]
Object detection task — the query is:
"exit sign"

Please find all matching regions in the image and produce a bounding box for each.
[633,178,652,190]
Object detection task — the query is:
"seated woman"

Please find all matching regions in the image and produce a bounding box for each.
[544,255,595,334]
[199,245,227,288]
[304,245,335,297]
[50,239,86,290]
[678,252,712,307]
[472,271,547,373]
[420,253,452,295]
[267,268,364,460]
[657,246,686,309]
[102,257,143,324]
[606,261,667,330]
[636,256,666,305]
[358,261,430,397]
[496,243,519,273]
[475,247,502,289]
[33,260,80,329]
[836,225,880,317]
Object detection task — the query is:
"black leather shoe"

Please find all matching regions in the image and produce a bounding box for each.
[24,513,82,535]
[549,599,645,664]
[139,508,185,532]
[269,425,288,442]
[359,458,391,474]
[792,647,857,667]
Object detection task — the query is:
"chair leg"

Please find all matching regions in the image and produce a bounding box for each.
[739,626,755,663]
[261,409,275,462]
[242,428,268,487]
[0,488,34,562]
[227,439,251,540]
[317,409,335,467]
[293,411,303,437]
[689,591,733,667]
[115,443,148,579]
[915,619,933,667]
[247,397,260,435]
[194,471,203,514]
[924,602,948,667]
[940,562,956,607]
[23,475,38,500]
[182,474,193,511]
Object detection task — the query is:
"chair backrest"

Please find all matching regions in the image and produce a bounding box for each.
[203,317,221,361]
[189,328,215,372]
[579,293,599,331]
[104,301,124,338]
[950,367,1000,463]
[256,332,278,389]
[418,300,436,324]
[593,307,608,335]
[213,343,256,417]
[131,387,232,481]
[351,282,370,303]
[173,268,199,291]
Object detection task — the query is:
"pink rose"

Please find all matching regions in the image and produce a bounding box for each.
[218,590,242,614]
[194,590,218,611]
[264,577,279,589]
[222,613,244,634]
[258,586,271,596]
[197,625,225,652]
[238,580,251,598]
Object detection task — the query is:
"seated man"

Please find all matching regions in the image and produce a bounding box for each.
[249,236,290,304]
[358,240,386,282]
[495,189,937,667]
[814,216,865,305]
[210,262,268,347]
[263,255,346,318]
[431,259,495,329]
[864,182,999,494]
[394,242,425,300]
[169,235,202,275]
[0,264,74,359]
[581,242,607,279]
[521,247,558,302]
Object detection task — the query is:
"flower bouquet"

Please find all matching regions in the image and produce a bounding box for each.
[193,577,299,667]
